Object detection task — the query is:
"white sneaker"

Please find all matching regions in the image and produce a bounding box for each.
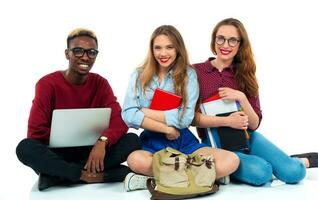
[124,172,149,192]
[217,176,230,185]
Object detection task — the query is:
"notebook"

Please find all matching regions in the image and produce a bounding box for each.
[200,94,248,150]
[49,108,111,148]
[215,112,249,151]
[201,94,239,116]
[149,88,182,111]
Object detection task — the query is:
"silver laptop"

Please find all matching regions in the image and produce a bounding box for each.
[49,108,111,148]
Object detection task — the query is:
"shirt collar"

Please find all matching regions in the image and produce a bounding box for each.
[204,57,235,73]
[153,67,174,81]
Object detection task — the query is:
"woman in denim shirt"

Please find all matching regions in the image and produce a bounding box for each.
[122,25,239,191]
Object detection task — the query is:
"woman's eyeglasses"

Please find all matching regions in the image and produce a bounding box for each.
[215,35,240,47]
[69,47,99,59]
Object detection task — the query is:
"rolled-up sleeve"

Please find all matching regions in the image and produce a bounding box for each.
[248,94,262,128]
[164,68,199,129]
[121,70,145,129]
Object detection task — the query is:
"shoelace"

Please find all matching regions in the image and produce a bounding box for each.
[129,175,148,190]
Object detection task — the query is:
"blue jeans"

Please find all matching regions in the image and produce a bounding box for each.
[203,131,306,186]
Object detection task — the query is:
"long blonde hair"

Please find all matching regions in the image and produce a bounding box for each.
[211,18,259,97]
[139,25,190,114]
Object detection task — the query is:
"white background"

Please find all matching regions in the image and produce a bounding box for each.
[1,0,317,199]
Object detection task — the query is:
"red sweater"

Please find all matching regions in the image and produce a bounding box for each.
[27,71,128,146]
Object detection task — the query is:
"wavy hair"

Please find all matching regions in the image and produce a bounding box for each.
[138,25,190,115]
[211,18,259,97]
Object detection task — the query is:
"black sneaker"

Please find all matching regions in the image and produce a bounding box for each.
[38,173,64,191]
[291,152,318,168]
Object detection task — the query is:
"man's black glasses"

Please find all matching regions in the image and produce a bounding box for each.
[69,47,99,59]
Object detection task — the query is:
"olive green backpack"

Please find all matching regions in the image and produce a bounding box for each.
[147,147,219,200]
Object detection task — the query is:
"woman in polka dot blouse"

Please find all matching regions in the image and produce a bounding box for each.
[192,18,317,186]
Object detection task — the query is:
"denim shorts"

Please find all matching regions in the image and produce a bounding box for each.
[140,128,207,154]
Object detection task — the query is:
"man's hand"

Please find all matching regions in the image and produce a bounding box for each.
[84,141,106,173]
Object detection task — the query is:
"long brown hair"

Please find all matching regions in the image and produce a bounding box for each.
[211,18,259,97]
[139,25,190,114]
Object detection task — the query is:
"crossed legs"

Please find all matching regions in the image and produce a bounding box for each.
[127,147,239,179]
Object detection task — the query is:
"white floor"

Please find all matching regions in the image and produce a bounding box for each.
[29,168,318,200]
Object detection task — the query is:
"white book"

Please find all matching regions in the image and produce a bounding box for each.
[200,94,240,148]
[201,95,239,116]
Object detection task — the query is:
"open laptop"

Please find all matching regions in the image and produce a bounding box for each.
[49,108,111,148]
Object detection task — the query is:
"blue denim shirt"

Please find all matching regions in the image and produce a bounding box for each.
[121,67,199,129]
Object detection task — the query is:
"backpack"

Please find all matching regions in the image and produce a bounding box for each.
[147,147,219,200]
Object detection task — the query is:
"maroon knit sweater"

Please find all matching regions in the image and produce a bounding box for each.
[27,71,128,146]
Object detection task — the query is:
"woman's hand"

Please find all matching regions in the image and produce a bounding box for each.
[165,126,180,140]
[226,111,249,130]
[218,87,246,102]
[141,108,166,124]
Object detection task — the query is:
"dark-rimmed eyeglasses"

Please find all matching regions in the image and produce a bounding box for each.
[215,35,240,47]
[69,47,99,59]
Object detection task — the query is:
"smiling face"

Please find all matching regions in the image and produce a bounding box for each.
[152,34,177,71]
[214,25,240,64]
[65,36,98,77]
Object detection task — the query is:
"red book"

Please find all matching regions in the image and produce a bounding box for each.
[149,89,182,111]
[202,93,221,103]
